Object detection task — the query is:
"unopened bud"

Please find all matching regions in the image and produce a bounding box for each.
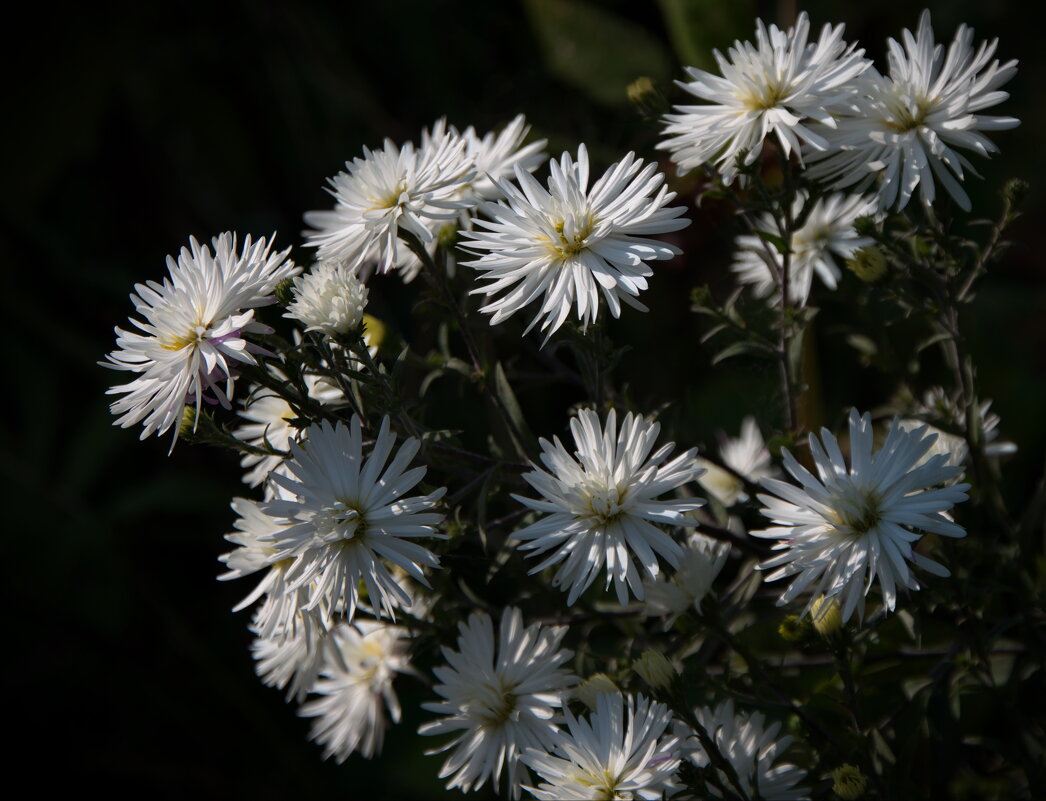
[627,76,667,119]
[274,276,296,307]
[778,614,810,642]
[437,224,459,250]
[1002,177,1028,207]
[178,405,199,439]
[575,674,620,710]
[846,247,889,283]
[810,595,842,636]
[633,650,677,691]
[362,314,386,351]
[831,764,868,800]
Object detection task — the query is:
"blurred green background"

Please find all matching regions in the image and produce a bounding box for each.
[4,0,1043,797]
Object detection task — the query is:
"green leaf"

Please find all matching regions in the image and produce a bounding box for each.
[711,340,774,365]
[493,361,534,459]
[524,0,672,106]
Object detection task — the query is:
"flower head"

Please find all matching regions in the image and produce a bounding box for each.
[299,619,414,761]
[103,233,298,445]
[512,408,705,605]
[753,409,970,622]
[676,699,808,800]
[731,192,876,306]
[805,10,1019,211]
[659,12,869,184]
[643,533,730,624]
[465,145,690,342]
[697,416,775,507]
[285,259,369,336]
[457,114,548,205]
[304,127,473,276]
[898,387,1016,468]
[521,692,680,801]
[419,608,575,799]
[255,416,446,623]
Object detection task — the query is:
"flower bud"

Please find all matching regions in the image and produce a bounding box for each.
[810,595,842,636]
[274,276,296,307]
[574,674,620,710]
[362,313,386,352]
[831,764,868,800]
[627,76,667,119]
[846,247,889,283]
[778,614,810,642]
[178,405,198,439]
[632,650,676,691]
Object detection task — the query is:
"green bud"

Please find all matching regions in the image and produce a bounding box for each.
[831,764,868,800]
[846,246,889,283]
[632,650,677,691]
[1002,177,1028,207]
[810,595,843,636]
[178,406,198,439]
[778,614,811,642]
[627,76,667,119]
[575,674,620,710]
[437,224,459,250]
[852,215,878,238]
[274,276,296,307]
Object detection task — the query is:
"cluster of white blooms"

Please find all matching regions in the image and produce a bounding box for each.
[661,10,1018,211]
[98,7,1018,796]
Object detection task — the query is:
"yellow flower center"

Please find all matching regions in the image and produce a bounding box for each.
[545,214,597,259]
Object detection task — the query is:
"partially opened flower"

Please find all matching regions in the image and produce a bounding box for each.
[643,533,730,624]
[512,408,705,605]
[753,409,970,622]
[419,608,574,799]
[299,619,414,761]
[103,233,298,445]
[805,10,1019,211]
[285,259,369,337]
[697,416,775,507]
[521,693,680,801]
[258,416,446,622]
[458,114,547,205]
[659,12,869,184]
[676,699,808,800]
[731,192,876,306]
[464,145,690,342]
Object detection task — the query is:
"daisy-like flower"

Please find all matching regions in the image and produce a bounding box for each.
[899,387,1016,468]
[251,610,334,703]
[103,233,298,445]
[299,619,414,761]
[521,692,680,801]
[805,10,1019,211]
[753,409,970,623]
[643,533,730,625]
[676,699,808,800]
[659,12,869,185]
[457,114,548,205]
[419,608,575,799]
[285,259,369,337]
[697,416,775,507]
[731,192,876,306]
[512,408,705,605]
[464,145,690,342]
[257,416,446,623]
[303,125,473,276]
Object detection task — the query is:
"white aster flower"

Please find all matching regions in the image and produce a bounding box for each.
[419,608,575,799]
[303,125,473,277]
[103,233,298,445]
[697,416,776,507]
[643,533,730,624]
[731,192,876,306]
[458,114,548,204]
[512,408,705,605]
[805,10,1019,211]
[659,12,869,185]
[899,387,1016,469]
[464,144,690,342]
[257,416,447,623]
[753,409,970,623]
[521,692,680,801]
[285,259,369,336]
[676,699,808,800]
[299,619,414,761]
[251,612,334,703]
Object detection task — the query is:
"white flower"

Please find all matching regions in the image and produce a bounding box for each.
[464,145,690,342]
[899,387,1016,468]
[285,259,369,336]
[659,12,869,185]
[303,126,473,276]
[753,409,970,623]
[676,699,808,800]
[251,614,333,703]
[805,10,1019,211]
[257,416,447,622]
[299,619,414,761]
[419,608,575,799]
[458,114,548,205]
[103,233,298,445]
[512,408,705,605]
[521,693,680,801]
[697,416,776,507]
[731,192,876,306]
[643,533,730,624]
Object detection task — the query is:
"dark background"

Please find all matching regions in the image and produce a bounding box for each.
[4,1,1043,797]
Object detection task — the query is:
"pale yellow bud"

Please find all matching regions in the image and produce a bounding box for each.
[632,650,677,691]
[811,595,843,636]
[574,674,620,710]
[362,314,386,351]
